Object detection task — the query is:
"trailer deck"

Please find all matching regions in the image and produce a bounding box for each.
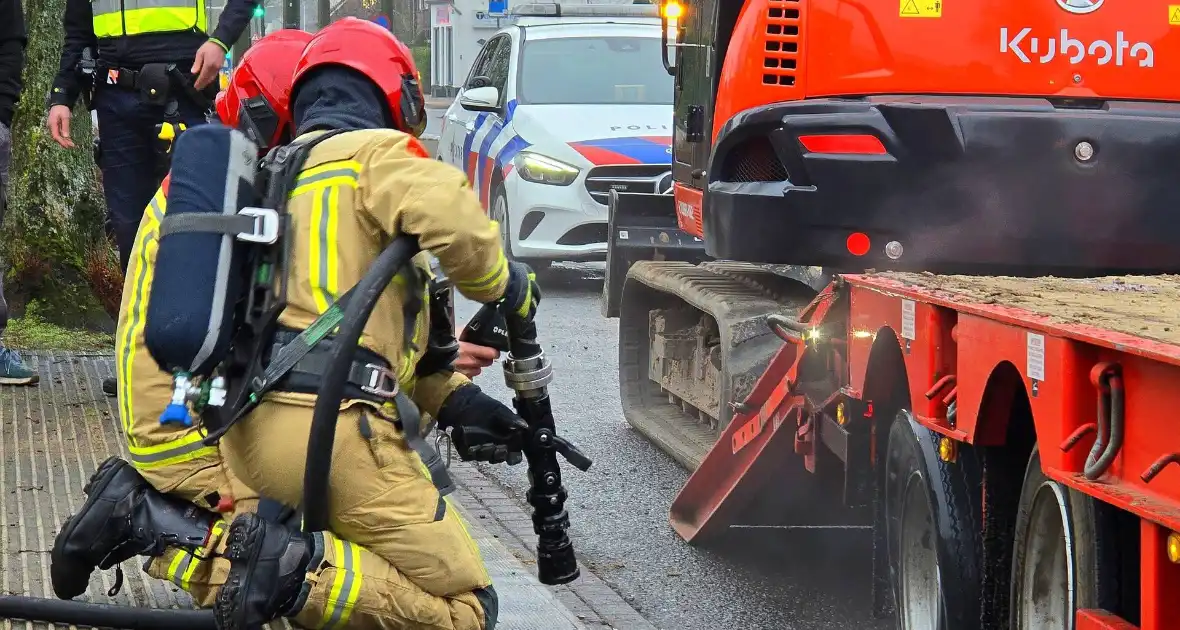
[871,272,1180,347]
[0,353,589,629]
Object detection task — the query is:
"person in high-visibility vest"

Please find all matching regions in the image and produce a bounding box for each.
[45,0,260,398]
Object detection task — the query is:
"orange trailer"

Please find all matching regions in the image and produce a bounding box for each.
[664,270,1180,629]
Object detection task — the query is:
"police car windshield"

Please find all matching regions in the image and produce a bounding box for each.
[518,36,672,105]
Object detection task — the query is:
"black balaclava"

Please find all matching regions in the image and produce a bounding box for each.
[292,66,393,136]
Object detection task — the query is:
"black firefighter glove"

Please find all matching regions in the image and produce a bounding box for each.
[438,383,529,465]
[503,261,542,339]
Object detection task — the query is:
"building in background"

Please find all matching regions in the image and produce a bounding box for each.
[427,0,640,97]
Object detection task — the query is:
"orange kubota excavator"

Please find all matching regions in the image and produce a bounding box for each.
[604,1,1180,628]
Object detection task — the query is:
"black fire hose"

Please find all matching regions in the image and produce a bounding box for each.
[303,235,421,532]
[0,596,215,629]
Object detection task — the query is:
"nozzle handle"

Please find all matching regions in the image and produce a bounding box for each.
[551,434,592,472]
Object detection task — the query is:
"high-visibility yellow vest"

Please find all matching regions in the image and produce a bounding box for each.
[92,0,208,39]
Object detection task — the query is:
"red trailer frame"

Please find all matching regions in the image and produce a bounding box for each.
[670,273,1180,630]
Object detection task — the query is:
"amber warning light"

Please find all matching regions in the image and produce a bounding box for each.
[662,0,683,20]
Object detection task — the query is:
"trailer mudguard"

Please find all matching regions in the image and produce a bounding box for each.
[145,124,261,377]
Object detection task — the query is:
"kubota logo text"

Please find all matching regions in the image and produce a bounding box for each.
[1000,28,1154,67]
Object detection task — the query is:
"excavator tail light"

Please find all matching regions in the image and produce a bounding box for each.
[798,134,887,155]
[846,232,870,257]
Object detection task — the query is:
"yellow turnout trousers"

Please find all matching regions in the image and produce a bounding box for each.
[223,400,492,630]
[139,459,481,629]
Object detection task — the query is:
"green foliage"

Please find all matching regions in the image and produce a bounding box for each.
[2,0,111,328]
[3,300,112,350]
[412,45,430,89]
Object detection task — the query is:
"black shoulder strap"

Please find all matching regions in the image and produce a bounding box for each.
[261,128,352,212]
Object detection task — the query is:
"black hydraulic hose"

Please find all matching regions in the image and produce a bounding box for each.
[303,236,420,532]
[0,596,215,629]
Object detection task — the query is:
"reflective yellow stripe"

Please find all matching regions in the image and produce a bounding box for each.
[308,185,341,314]
[336,542,363,628]
[291,160,361,197]
[128,430,218,469]
[92,0,206,38]
[301,161,358,314]
[117,190,166,447]
[166,520,224,592]
[453,249,508,293]
[179,546,201,589]
[166,550,190,589]
[319,538,363,630]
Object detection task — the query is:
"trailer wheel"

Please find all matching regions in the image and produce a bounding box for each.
[1009,449,1110,630]
[886,409,983,630]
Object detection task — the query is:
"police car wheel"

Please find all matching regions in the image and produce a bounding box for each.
[491,186,516,260]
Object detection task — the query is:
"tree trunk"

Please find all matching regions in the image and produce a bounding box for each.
[2,0,114,329]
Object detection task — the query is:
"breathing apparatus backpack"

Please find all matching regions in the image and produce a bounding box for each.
[144,122,349,438]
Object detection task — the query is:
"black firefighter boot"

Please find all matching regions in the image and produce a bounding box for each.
[215,513,323,630]
[50,456,217,600]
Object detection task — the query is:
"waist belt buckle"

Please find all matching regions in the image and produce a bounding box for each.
[361,364,399,399]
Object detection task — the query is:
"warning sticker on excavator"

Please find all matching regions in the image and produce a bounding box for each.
[900,0,941,17]
[1170,5,1180,25]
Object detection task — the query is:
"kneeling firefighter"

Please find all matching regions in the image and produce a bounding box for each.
[48,33,426,630]
[179,19,538,630]
[50,30,314,608]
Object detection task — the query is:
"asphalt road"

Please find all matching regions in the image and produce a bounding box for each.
[452,264,895,630]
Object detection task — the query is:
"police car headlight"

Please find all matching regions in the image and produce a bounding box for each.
[514,152,580,186]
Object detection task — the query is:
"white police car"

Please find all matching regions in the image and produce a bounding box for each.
[438,2,673,264]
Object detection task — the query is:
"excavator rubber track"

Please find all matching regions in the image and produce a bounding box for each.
[617,260,819,470]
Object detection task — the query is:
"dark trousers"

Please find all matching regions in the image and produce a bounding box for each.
[94,86,207,273]
[0,120,11,335]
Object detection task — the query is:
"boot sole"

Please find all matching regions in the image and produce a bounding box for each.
[215,516,266,630]
[50,457,130,600]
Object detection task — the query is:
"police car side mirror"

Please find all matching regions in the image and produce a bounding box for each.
[460,86,501,114]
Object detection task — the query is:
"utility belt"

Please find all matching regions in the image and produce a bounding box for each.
[95,62,156,91]
[268,328,400,404]
[88,58,216,111]
[267,327,455,496]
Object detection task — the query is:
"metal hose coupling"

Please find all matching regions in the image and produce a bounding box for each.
[502,351,554,399]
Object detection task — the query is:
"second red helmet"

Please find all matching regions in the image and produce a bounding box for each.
[291,17,427,137]
[216,28,314,149]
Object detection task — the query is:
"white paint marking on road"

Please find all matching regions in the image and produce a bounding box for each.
[729,525,874,530]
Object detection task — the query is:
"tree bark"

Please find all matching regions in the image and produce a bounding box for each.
[2,0,113,328]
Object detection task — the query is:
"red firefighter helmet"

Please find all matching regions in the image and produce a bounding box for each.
[216,28,314,148]
[291,17,427,137]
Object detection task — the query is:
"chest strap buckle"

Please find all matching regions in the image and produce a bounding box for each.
[360,363,399,398]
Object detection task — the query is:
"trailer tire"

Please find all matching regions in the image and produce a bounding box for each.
[1009,448,1116,630]
[886,409,983,630]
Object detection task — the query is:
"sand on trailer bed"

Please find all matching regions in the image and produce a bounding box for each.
[868,272,1180,347]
